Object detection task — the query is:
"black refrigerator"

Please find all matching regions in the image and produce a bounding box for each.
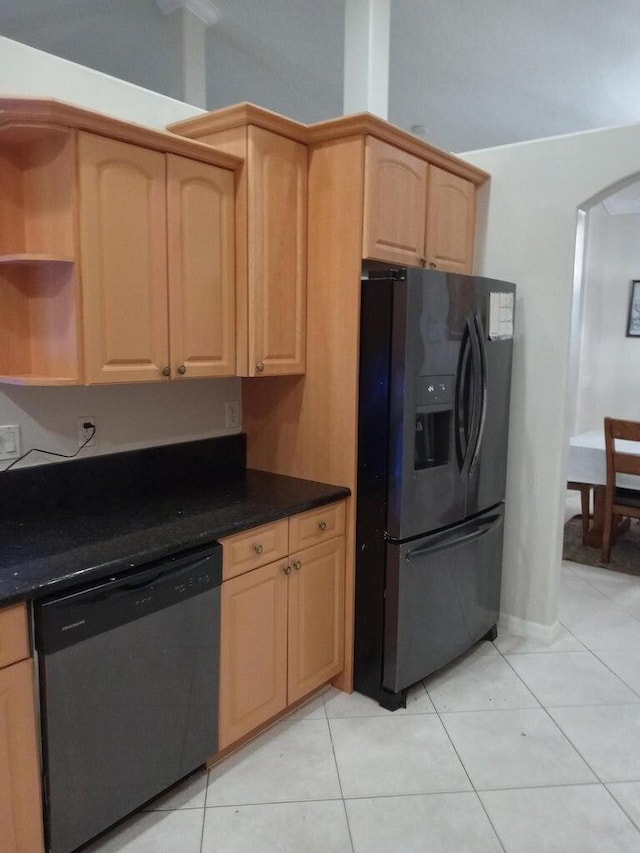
[355,266,515,710]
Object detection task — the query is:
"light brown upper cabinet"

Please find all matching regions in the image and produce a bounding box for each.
[0,123,80,385]
[167,155,236,379]
[246,127,307,377]
[168,107,308,377]
[0,99,239,385]
[363,136,429,267]
[79,134,169,384]
[80,134,236,383]
[425,165,476,275]
[362,136,477,274]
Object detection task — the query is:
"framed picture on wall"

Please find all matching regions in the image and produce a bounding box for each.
[627,280,640,337]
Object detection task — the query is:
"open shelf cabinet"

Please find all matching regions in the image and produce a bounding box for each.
[0,122,81,384]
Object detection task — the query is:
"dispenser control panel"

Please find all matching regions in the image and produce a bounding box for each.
[418,375,454,406]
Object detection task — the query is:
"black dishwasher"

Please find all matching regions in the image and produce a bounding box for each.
[35,543,222,853]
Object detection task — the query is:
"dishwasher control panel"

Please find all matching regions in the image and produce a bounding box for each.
[35,543,222,655]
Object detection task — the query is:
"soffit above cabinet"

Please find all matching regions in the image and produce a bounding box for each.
[0,97,243,172]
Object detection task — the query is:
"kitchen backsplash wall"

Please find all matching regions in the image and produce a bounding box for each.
[0,379,242,470]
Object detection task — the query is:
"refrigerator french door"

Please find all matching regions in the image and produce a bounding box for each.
[355,267,515,709]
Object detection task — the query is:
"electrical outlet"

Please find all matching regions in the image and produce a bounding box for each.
[78,416,97,448]
[0,424,21,461]
[225,401,241,430]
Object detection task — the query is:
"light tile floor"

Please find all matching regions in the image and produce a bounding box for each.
[85,558,640,853]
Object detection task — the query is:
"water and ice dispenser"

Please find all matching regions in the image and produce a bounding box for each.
[414,375,455,470]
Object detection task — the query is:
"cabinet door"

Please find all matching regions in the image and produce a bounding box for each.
[0,659,44,853]
[219,560,289,749]
[167,155,236,378]
[247,126,307,377]
[78,132,169,383]
[425,166,476,274]
[362,136,428,267]
[288,537,345,703]
[0,603,29,669]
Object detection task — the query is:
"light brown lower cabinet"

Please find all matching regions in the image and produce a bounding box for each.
[219,504,346,749]
[0,658,44,853]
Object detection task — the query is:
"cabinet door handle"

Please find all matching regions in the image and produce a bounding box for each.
[283,564,292,575]
[162,366,171,377]
[318,520,327,532]
[254,544,264,555]
[293,560,302,570]
[177,364,186,375]
[256,361,265,373]
[429,261,437,269]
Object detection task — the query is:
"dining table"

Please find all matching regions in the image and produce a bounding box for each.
[567,429,640,547]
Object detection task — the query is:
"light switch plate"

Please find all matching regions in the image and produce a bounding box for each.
[0,424,21,461]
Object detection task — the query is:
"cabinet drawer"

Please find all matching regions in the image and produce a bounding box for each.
[221,519,289,581]
[0,603,30,669]
[289,501,346,552]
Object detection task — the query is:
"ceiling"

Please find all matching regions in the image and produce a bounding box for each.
[2,0,640,155]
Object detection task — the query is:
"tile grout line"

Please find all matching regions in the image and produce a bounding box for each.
[500,645,640,709]
[198,766,212,852]
[322,694,357,853]
[604,782,640,834]
[587,647,640,700]
[565,567,640,624]
[495,637,626,788]
[424,671,508,853]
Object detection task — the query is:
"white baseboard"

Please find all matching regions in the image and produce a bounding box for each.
[497,614,562,645]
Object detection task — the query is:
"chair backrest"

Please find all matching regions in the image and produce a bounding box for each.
[604,418,640,484]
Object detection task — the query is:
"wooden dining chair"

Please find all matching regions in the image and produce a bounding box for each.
[567,481,593,538]
[601,417,640,563]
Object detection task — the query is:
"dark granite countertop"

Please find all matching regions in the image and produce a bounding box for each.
[0,435,349,606]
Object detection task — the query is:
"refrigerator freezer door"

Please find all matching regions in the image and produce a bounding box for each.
[382,505,504,694]
[466,278,514,518]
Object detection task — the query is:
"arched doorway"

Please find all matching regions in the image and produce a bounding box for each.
[564,173,640,557]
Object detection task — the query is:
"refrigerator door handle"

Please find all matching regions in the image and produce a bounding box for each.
[468,312,488,469]
[405,513,503,561]
[457,313,485,474]
[455,320,473,471]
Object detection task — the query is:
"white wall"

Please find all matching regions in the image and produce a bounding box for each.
[463,123,640,636]
[575,204,640,431]
[0,38,242,468]
[0,36,202,128]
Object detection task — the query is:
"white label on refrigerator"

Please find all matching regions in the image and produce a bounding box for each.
[488,291,514,340]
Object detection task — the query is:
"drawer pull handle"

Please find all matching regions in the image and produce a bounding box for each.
[254,544,264,555]
[293,560,302,570]
[318,521,327,531]
[283,564,292,575]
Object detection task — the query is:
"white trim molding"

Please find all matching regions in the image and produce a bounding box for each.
[497,614,563,646]
[155,0,221,26]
